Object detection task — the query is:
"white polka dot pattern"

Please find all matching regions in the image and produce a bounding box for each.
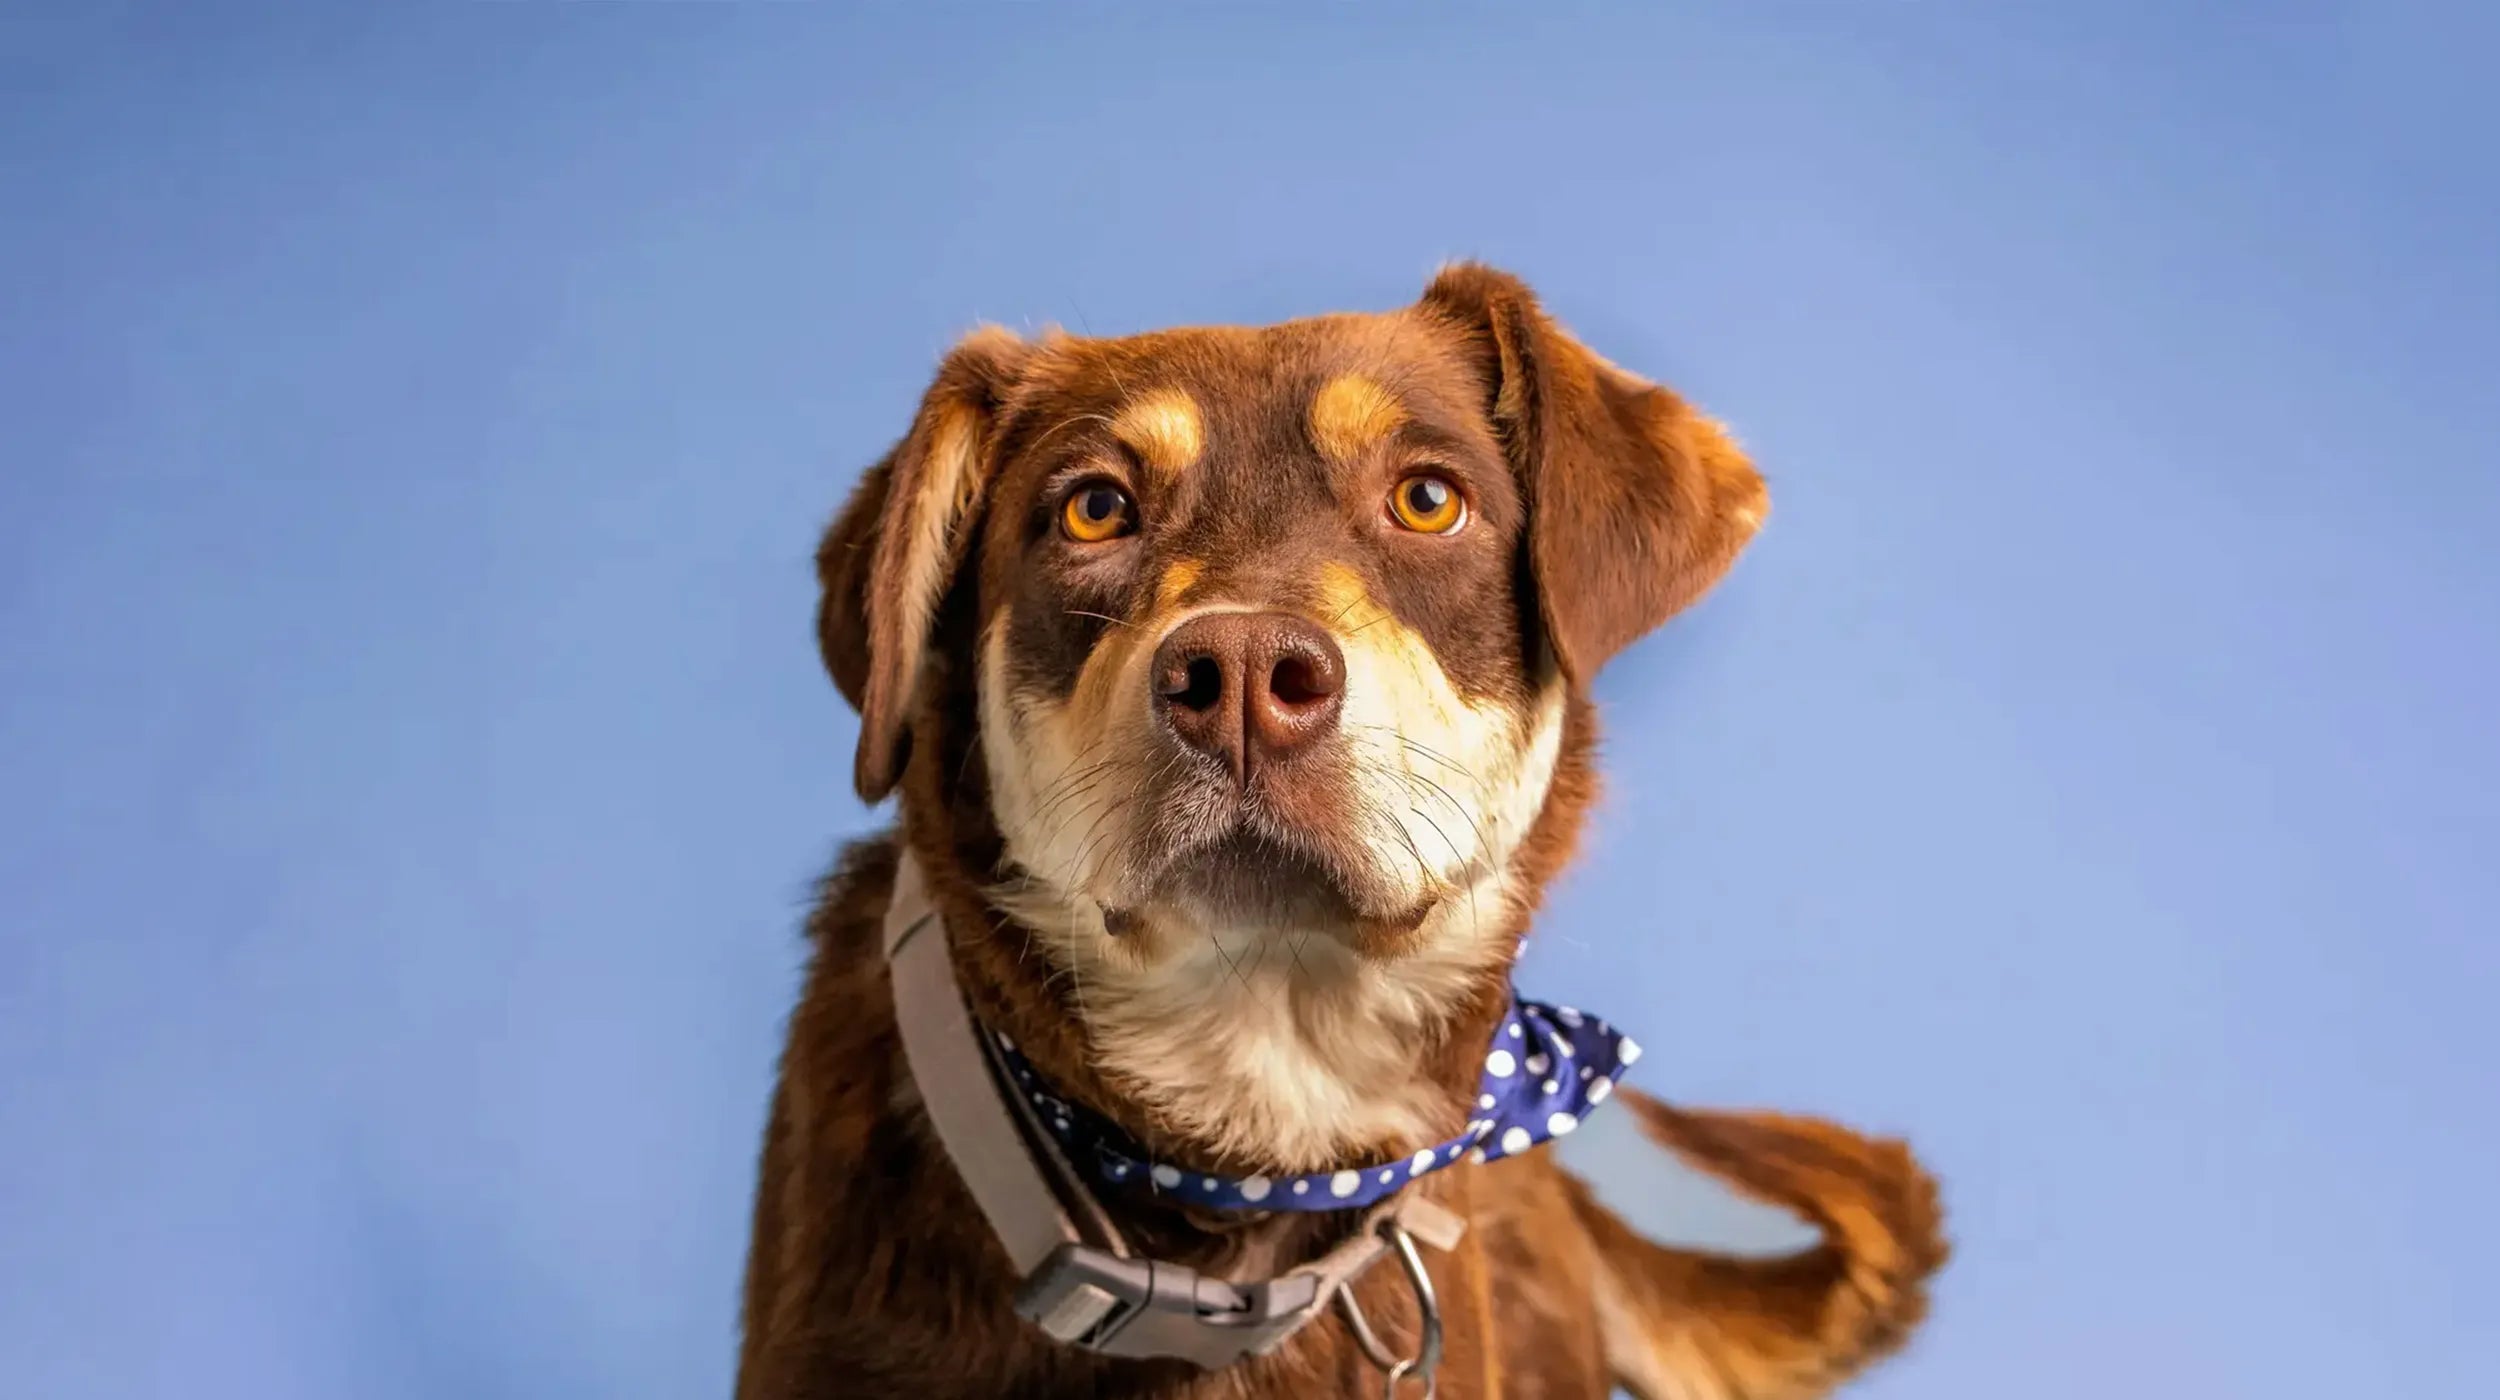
[980,994,1638,1213]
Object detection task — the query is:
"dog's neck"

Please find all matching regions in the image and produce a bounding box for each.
[891,675,1594,1228]
[913,841,1522,1191]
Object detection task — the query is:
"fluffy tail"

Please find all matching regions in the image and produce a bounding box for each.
[1559,1089,1948,1400]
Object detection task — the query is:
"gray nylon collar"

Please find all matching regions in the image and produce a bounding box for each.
[880,851,1463,1372]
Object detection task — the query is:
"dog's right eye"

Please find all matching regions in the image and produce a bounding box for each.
[1060,482,1137,543]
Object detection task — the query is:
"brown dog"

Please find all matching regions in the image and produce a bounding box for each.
[736,265,1946,1398]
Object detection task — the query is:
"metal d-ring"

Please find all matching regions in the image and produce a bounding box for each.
[1334,1221,1443,1399]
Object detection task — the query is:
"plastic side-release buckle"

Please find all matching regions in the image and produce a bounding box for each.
[1012,1241,1325,1367]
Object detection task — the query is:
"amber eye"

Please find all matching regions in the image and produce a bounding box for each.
[1388,472,1466,534]
[1060,482,1136,543]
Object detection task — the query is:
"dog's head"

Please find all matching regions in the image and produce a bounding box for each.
[818,265,1764,1164]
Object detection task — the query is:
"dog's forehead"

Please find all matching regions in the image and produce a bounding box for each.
[978,304,1536,715]
[1002,309,1490,468]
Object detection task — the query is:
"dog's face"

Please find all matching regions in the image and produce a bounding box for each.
[974,311,1558,961]
[819,266,1766,1164]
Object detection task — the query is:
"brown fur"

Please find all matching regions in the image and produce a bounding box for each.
[741,266,1945,1397]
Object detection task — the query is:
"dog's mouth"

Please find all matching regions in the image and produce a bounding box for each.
[1112,780,1443,949]
[1149,829,1360,923]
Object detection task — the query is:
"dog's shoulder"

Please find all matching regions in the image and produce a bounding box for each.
[745,835,1225,1397]
[746,832,1049,1392]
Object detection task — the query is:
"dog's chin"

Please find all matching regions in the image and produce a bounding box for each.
[1157,829,1361,927]
[1121,828,1442,956]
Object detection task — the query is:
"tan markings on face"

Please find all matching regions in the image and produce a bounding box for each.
[977,588,1196,944]
[1110,387,1204,474]
[1314,561,1564,917]
[1156,558,1202,610]
[972,555,1568,1169]
[1308,373,1408,462]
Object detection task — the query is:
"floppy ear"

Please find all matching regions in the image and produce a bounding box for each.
[1420,263,1768,686]
[815,326,1030,803]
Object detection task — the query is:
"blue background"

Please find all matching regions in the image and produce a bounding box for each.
[6,6,2494,1397]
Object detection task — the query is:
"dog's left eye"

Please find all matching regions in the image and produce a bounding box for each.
[1060,482,1137,543]
[1388,472,1466,534]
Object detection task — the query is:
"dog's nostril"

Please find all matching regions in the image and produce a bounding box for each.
[1268,655,1328,707]
[1164,656,1224,713]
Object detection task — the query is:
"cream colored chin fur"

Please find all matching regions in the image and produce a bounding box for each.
[974,605,1567,1171]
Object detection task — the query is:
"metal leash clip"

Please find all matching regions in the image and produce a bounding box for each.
[1334,1220,1444,1399]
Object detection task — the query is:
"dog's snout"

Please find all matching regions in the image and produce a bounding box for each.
[1153,612,1346,779]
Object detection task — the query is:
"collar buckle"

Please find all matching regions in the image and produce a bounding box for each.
[884,850,1463,1373]
[1013,1242,1324,1366]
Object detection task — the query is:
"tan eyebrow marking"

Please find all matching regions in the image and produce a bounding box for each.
[1309,374,1408,462]
[1111,388,1204,474]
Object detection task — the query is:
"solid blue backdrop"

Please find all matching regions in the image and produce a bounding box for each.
[5,6,2494,1397]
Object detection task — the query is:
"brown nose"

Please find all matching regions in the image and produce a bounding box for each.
[1152,612,1347,780]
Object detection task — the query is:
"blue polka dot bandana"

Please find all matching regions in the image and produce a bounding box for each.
[985,995,1641,1213]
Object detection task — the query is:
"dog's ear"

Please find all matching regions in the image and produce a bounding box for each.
[817,326,1031,803]
[1419,263,1768,686]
